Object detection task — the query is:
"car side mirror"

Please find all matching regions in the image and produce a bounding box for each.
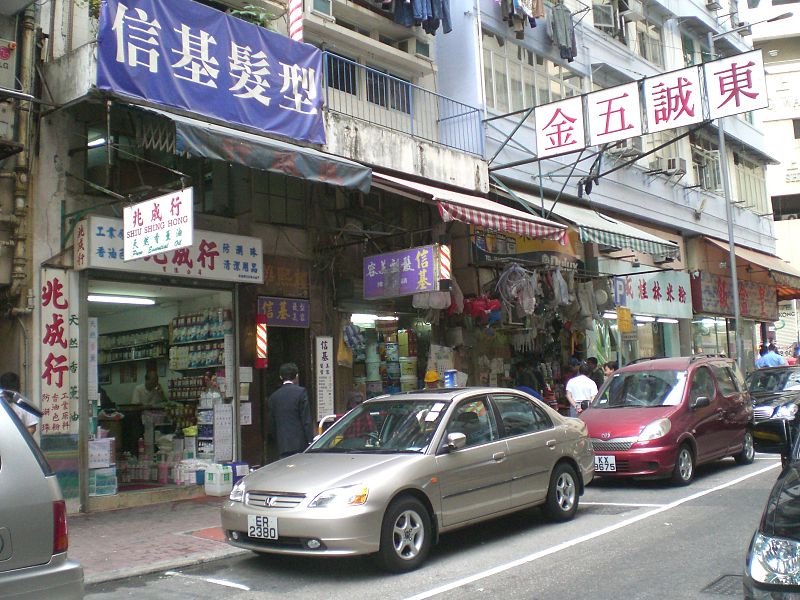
[691,396,710,409]
[753,419,793,457]
[444,432,467,452]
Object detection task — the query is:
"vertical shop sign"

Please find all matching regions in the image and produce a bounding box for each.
[616,307,633,333]
[123,188,193,260]
[88,317,99,402]
[39,268,80,435]
[315,336,334,417]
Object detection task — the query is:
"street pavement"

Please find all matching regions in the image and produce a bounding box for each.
[68,495,246,584]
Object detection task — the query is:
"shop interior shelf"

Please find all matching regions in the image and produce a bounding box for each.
[171,363,224,372]
[197,436,213,440]
[102,339,167,351]
[100,355,167,365]
[169,337,225,346]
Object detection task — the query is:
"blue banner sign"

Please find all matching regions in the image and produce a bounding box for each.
[97,0,325,144]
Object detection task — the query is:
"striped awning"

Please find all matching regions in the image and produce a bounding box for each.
[373,173,567,241]
[506,190,680,258]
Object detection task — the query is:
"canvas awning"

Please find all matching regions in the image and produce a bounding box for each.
[137,105,372,193]
[704,237,800,301]
[373,173,567,241]
[509,190,680,258]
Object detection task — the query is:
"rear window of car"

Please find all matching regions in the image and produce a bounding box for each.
[0,399,53,476]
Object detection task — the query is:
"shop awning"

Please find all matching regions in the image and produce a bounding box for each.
[138,106,372,193]
[704,237,800,301]
[373,173,567,241]
[509,191,680,258]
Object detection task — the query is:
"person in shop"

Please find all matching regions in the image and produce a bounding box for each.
[131,369,167,406]
[585,357,605,389]
[565,363,598,417]
[603,361,618,379]
[0,371,39,435]
[757,344,787,368]
[268,362,314,459]
[424,370,441,389]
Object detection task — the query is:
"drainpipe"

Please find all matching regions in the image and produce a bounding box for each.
[10,7,35,303]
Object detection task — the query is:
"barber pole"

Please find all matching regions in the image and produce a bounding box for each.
[288,0,304,42]
[255,313,268,369]
[438,244,451,291]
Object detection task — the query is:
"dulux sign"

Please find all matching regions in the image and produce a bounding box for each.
[96,0,325,144]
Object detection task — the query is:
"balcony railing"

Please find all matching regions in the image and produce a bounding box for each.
[322,52,484,157]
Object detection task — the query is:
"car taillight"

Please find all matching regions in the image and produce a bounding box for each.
[53,500,68,554]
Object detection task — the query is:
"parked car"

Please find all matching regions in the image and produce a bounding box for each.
[222,387,593,572]
[580,356,754,485]
[744,418,800,599]
[746,366,800,423]
[0,391,84,599]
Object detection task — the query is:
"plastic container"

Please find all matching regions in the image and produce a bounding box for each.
[400,375,417,392]
[384,342,399,362]
[366,360,381,380]
[399,357,417,377]
[204,464,232,496]
[385,362,401,378]
[224,461,250,485]
[444,369,458,388]
[365,380,383,397]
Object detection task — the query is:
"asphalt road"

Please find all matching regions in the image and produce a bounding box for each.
[86,455,781,600]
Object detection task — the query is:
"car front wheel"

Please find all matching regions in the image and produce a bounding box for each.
[377,496,431,573]
[734,430,755,465]
[542,463,579,521]
[671,444,695,485]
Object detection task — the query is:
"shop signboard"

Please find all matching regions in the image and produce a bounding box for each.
[123,188,193,260]
[532,50,768,157]
[39,268,80,435]
[690,270,778,321]
[315,336,334,417]
[263,256,309,297]
[613,270,693,319]
[470,226,582,268]
[0,40,15,90]
[616,307,633,333]
[363,244,443,300]
[74,216,263,284]
[257,296,309,328]
[96,0,325,144]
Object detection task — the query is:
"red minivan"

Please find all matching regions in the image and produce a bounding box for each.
[580,356,754,485]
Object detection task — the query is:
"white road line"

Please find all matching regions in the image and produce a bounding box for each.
[164,571,251,591]
[402,463,780,600]
[581,501,665,507]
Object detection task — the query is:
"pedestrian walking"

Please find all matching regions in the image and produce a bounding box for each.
[586,357,605,389]
[758,344,787,368]
[268,362,314,458]
[603,361,618,379]
[565,363,597,417]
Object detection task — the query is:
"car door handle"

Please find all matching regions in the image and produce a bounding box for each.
[492,452,506,461]
[546,439,557,449]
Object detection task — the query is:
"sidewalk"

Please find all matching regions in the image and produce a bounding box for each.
[69,495,248,585]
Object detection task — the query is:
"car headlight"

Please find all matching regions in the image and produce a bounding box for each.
[308,484,369,508]
[775,403,799,420]
[229,480,245,502]
[637,418,671,442]
[749,532,800,585]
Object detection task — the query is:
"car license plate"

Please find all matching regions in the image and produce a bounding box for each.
[595,455,616,472]
[247,515,278,539]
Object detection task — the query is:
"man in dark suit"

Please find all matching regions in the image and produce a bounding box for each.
[268,362,314,458]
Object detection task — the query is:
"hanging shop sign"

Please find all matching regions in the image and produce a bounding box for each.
[39,268,80,435]
[613,271,693,320]
[96,0,325,145]
[364,244,448,300]
[690,271,778,321]
[315,336,334,417]
[262,256,309,297]
[0,40,16,90]
[532,50,767,158]
[123,188,193,260]
[257,296,309,328]
[616,307,633,333]
[74,216,263,284]
[470,226,582,268]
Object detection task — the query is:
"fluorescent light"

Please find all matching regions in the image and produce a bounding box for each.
[634,315,656,322]
[88,294,155,305]
[351,313,378,325]
[657,318,679,324]
[603,311,618,320]
[87,137,106,148]
[375,316,399,321]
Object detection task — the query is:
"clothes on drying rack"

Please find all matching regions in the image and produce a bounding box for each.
[393,0,452,35]
[551,0,577,62]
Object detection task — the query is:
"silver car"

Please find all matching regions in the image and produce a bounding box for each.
[0,391,84,599]
[222,388,594,571]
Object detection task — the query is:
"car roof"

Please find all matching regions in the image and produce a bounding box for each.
[364,387,526,403]
[618,355,733,372]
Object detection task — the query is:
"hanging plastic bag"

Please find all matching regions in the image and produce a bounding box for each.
[337,335,353,368]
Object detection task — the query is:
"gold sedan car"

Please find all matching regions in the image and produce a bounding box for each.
[222,388,594,572]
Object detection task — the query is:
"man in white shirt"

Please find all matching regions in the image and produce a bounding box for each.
[565,363,598,417]
[132,369,166,406]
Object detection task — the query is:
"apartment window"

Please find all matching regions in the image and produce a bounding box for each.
[690,134,723,193]
[793,118,800,139]
[635,21,664,67]
[253,171,306,226]
[592,1,622,38]
[681,34,711,67]
[734,155,769,215]
[482,30,582,114]
[326,52,358,95]
[366,69,411,113]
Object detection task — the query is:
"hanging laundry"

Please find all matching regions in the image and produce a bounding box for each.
[394,0,452,34]
[551,0,576,62]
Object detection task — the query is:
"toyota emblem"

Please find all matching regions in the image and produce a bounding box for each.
[600,432,611,440]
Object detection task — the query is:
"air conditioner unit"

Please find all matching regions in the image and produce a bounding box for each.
[736,21,752,36]
[653,253,676,265]
[706,0,722,10]
[397,37,431,59]
[666,157,688,175]
[608,137,643,158]
[619,0,645,22]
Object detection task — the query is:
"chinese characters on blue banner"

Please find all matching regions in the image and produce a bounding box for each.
[96,0,324,144]
[363,245,438,299]
[257,296,309,328]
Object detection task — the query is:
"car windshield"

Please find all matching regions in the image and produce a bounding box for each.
[590,370,688,408]
[747,369,800,393]
[308,399,448,453]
